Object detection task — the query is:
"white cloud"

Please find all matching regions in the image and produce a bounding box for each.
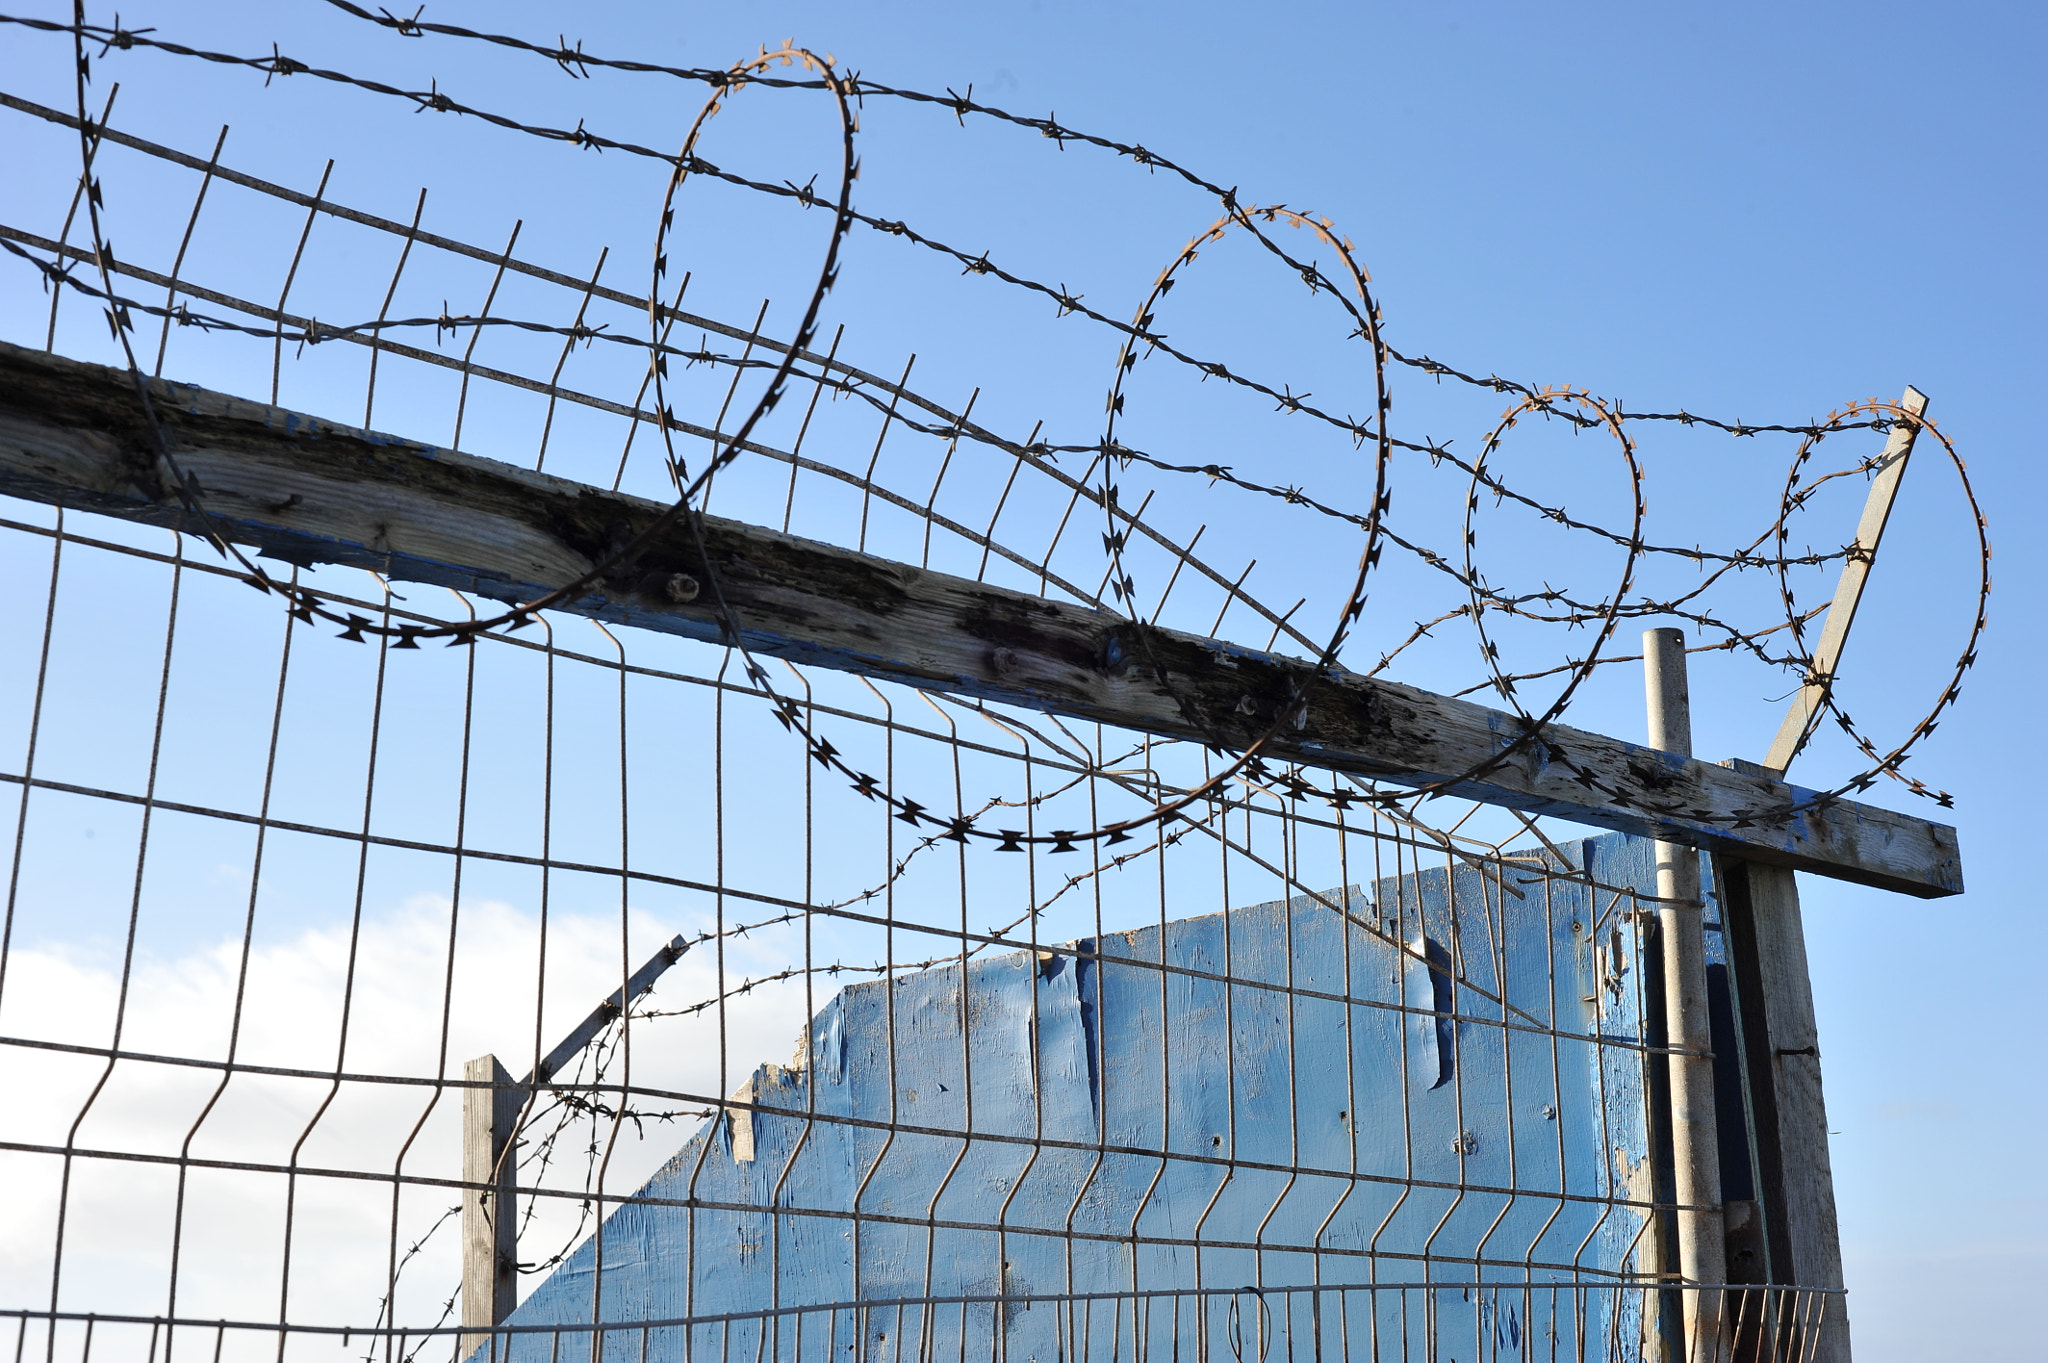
[0,893,821,1351]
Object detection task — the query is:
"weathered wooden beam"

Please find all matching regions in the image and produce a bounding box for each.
[1764,386,1928,776]
[0,340,1962,897]
[529,935,689,1086]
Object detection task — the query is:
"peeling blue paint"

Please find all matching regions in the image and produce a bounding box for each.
[488,834,1664,1361]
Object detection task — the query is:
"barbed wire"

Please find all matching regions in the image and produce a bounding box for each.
[3,3,1988,863]
[0,14,1983,1344]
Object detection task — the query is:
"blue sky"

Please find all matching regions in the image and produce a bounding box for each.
[1,2,2042,1356]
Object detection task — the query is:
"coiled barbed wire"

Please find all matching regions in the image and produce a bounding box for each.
[7,4,1989,839]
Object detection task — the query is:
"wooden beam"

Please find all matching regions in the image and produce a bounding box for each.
[0,340,1962,897]
[528,935,689,1086]
[1764,386,1928,775]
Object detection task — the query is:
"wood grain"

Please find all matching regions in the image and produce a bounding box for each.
[462,1054,518,1334]
[1764,387,1929,775]
[0,340,1962,897]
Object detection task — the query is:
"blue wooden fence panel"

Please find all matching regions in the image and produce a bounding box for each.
[489,832,1675,1363]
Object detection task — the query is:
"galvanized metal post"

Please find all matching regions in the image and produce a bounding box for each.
[463,1054,519,1342]
[1645,629,1728,1360]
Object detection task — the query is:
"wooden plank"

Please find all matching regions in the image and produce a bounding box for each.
[0,340,1962,897]
[1764,387,1928,775]
[503,870,1655,1355]
[1716,766,1851,1360]
[462,1054,518,1336]
[529,935,689,1085]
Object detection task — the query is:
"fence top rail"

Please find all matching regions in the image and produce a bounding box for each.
[0,339,1961,897]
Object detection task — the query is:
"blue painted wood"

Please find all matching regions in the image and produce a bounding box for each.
[493,833,1672,1362]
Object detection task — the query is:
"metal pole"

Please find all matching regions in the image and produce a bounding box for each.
[1645,628,1728,1360]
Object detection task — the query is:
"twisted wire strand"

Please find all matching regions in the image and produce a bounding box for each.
[0,7,1987,856]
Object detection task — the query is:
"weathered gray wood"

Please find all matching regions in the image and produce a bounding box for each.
[0,340,1962,897]
[1763,388,1928,775]
[462,1054,518,1336]
[529,935,689,1086]
[1714,759,1851,1359]
[1713,854,1851,1358]
[1741,863,1847,1356]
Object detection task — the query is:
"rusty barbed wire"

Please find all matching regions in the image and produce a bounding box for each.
[0,16,1987,1347]
[1,4,1989,854]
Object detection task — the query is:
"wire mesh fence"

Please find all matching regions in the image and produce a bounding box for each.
[0,493,1841,1361]
[9,1285,1852,1363]
[0,7,1981,1361]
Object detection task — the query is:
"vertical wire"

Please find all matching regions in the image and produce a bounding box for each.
[1366,812,1417,1360]
[766,660,819,1363]
[677,647,740,1363]
[275,573,398,1347]
[269,159,335,407]
[987,722,1040,1356]
[610,272,691,495]
[586,622,637,1363]
[1208,560,1257,640]
[363,188,429,429]
[0,510,64,1012]
[381,589,481,1355]
[1034,453,1104,601]
[160,561,301,1363]
[919,389,978,569]
[152,123,229,377]
[856,356,916,555]
[1090,490,1155,603]
[451,221,524,452]
[1418,845,1471,1280]
[909,691,970,1352]
[1123,733,1177,1340]
[533,250,612,473]
[1053,723,1110,1311]
[1186,783,1243,1301]
[971,423,1035,585]
[1248,782,1305,1295]
[1308,794,1360,1285]
[529,616,566,1332]
[780,326,844,536]
[39,528,181,1349]
[41,84,116,354]
[844,675,903,1319]
[695,299,771,512]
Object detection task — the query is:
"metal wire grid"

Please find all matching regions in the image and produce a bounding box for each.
[0,88,1323,660]
[0,45,1990,822]
[0,496,1714,1360]
[0,13,1961,1361]
[7,1287,1849,1363]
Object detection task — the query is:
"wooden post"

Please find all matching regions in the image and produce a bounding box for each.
[1716,779,1852,1363]
[1644,629,1728,1361]
[463,1054,519,1343]
[456,941,686,1347]
[1763,388,1928,774]
[1728,392,1920,1361]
